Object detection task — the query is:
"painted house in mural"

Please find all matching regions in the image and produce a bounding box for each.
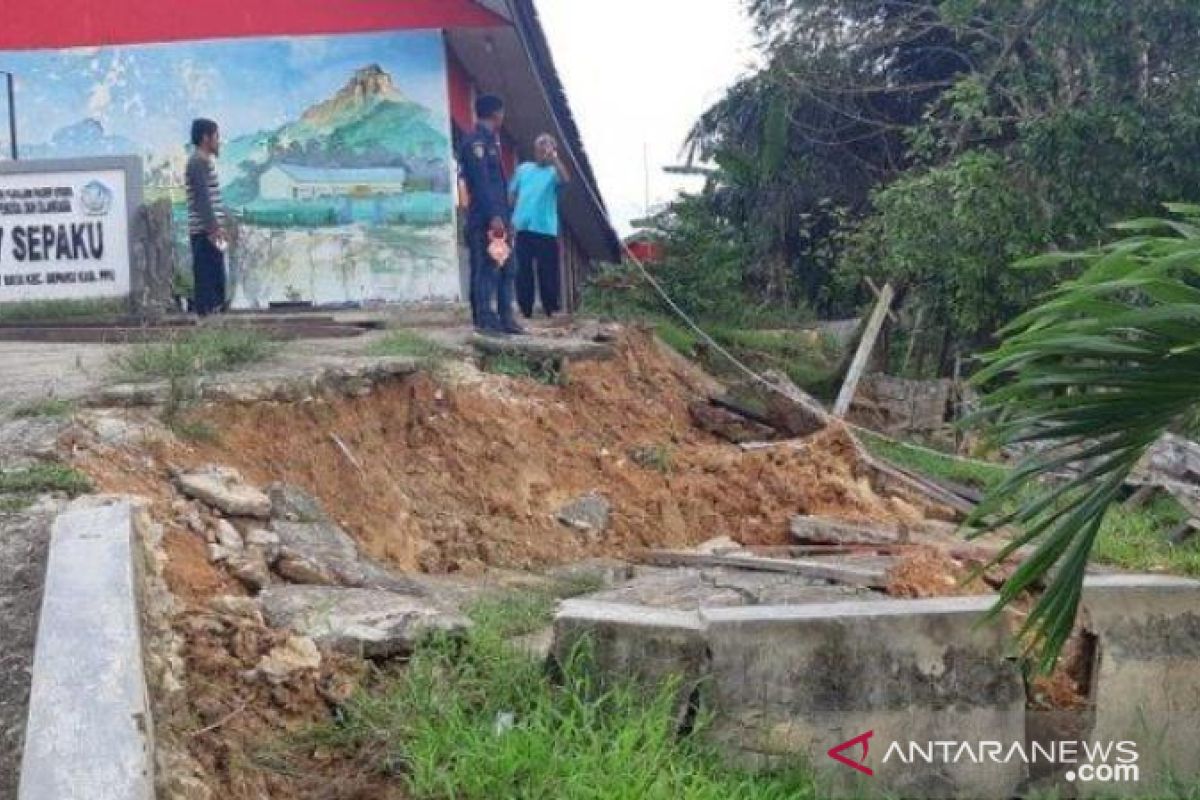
[259,166,409,201]
[0,0,618,310]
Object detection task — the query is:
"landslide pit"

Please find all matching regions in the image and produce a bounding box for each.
[80,329,926,585]
[67,327,959,799]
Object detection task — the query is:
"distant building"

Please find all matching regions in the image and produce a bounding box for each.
[260,164,408,201]
[624,230,664,264]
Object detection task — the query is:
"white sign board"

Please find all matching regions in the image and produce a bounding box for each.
[0,165,132,302]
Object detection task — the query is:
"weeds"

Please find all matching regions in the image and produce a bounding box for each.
[112,328,276,382]
[485,353,565,386]
[369,331,452,363]
[168,416,221,444]
[299,585,818,800]
[0,298,127,322]
[0,465,92,497]
[630,443,675,474]
[10,398,75,419]
[858,430,1200,577]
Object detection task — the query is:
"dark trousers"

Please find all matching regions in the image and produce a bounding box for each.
[516,231,561,317]
[190,234,227,316]
[468,226,517,330]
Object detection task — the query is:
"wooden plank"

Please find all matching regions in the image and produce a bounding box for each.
[1123,484,1158,510]
[1168,519,1200,546]
[834,282,894,417]
[639,549,889,589]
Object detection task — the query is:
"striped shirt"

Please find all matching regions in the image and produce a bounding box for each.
[186,152,225,235]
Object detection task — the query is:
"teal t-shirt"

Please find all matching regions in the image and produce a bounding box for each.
[510,162,561,237]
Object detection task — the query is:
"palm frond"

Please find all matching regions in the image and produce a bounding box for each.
[969,207,1200,670]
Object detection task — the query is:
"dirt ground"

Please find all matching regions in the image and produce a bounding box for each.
[67,328,959,799]
[0,501,59,800]
[137,330,919,580]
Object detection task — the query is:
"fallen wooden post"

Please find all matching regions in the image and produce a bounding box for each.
[638,549,889,589]
[834,282,894,417]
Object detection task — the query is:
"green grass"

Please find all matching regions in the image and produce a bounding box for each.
[368,330,452,362]
[856,430,1008,490]
[294,585,818,800]
[0,465,92,497]
[0,298,128,323]
[112,328,277,381]
[9,398,75,419]
[484,353,566,386]
[857,430,1200,577]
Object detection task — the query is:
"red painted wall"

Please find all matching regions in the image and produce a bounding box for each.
[0,0,504,50]
[447,48,476,135]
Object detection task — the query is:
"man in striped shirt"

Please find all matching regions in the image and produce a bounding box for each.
[186,118,227,316]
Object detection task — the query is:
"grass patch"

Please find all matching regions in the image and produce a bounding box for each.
[858,430,1200,577]
[0,298,128,323]
[168,416,221,444]
[297,584,818,800]
[630,443,675,474]
[368,330,452,362]
[0,464,92,497]
[857,430,1008,490]
[484,353,565,386]
[10,398,75,419]
[112,328,276,382]
[0,495,35,513]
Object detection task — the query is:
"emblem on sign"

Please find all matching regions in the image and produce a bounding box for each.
[80,181,113,216]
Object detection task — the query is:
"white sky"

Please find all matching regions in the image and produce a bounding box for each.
[535,0,757,235]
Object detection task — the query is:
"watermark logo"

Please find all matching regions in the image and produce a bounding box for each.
[827,730,874,777]
[826,732,1139,785]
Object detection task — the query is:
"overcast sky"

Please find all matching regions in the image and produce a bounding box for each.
[535,0,757,235]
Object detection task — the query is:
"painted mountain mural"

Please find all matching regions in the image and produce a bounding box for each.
[4,29,460,307]
[224,64,452,208]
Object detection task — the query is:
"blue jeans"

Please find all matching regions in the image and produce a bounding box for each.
[469,227,516,329]
[190,234,226,315]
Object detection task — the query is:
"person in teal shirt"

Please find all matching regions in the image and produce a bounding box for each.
[509,133,570,318]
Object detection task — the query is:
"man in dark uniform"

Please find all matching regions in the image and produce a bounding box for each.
[459,95,523,335]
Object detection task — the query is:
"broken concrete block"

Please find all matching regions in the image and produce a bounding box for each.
[1080,574,1200,797]
[701,597,1024,799]
[208,595,263,625]
[552,600,708,708]
[545,558,634,590]
[271,518,423,594]
[692,536,743,556]
[177,466,271,518]
[555,492,611,535]
[213,519,244,553]
[257,635,321,683]
[266,483,329,523]
[261,586,469,658]
[231,548,271,593]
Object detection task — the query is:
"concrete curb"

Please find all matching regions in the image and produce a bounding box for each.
[19,498,154,800]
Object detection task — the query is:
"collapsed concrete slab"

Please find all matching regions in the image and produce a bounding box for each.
[701,597,1025,798]
[1079,574,1200,797]
[261,585,470,658]
[19,498,153,800]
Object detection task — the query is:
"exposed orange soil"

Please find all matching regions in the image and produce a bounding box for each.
[147,330,919,577]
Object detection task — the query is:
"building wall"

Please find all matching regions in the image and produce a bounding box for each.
[2,30,462,308]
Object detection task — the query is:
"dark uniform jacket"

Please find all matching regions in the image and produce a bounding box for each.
[459,123,510,230]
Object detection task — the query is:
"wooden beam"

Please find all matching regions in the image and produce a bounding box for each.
[638,549,889,589]
[834,283,895,417]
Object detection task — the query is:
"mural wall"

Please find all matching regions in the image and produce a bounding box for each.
[3,30,459,308]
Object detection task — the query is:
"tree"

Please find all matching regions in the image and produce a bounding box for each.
[970,205,1200,667]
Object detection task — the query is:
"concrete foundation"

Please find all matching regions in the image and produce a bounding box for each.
[19,498,153,800]
[702,598,1025,799]
[1079,574,1200,797]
